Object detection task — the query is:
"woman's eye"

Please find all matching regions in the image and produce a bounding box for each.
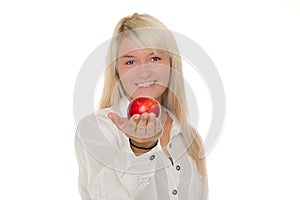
[125,60,135,65]
[151,56,161,62]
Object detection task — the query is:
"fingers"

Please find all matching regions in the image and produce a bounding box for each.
[126,114,140,133]
[146,113,156,135]
[138,112,149,126]
[136,113,148,136]
[108,111,165,140]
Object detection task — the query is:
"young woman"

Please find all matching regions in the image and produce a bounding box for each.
[75,13,208,200]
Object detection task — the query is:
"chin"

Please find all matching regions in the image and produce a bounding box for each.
[130,92,158,99]
[128,86,166,101]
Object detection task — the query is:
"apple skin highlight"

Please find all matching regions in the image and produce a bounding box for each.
[127,97,161,118]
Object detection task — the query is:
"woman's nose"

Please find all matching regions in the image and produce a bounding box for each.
[137,64,152,80]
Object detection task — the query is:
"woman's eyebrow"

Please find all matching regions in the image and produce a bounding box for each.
[120,51,163,59]
[120,55,134,59]
[149,51,163,55]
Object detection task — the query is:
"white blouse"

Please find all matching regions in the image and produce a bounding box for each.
[75,99,208,200]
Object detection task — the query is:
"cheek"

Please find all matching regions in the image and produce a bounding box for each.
[118,67,137,95]
[118,67,135,83]
[118,65,129,81]
[119,71,132,87]
[157,67,171,87]
[160,59,171,81]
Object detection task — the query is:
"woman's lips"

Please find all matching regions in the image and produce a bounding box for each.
[135,80,156,88]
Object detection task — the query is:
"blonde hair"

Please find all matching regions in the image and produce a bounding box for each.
[99,13,207,178]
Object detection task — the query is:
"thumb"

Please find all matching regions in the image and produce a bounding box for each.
[108,112,127,126]
[107,112,129,131]
[108,112,118,123]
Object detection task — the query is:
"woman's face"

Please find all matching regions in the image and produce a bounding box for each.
[117,38,171,102]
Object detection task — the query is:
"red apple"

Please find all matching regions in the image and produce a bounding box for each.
[127,97,161,118]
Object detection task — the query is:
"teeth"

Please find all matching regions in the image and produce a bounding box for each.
[136,81,155,88]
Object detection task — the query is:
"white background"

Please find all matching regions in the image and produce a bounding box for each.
[1,0,299,199]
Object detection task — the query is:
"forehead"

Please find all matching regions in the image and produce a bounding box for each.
[117,38,140,56]
[117,37,163,57]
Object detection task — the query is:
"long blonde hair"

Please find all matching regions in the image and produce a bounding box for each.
[99,13,207,178]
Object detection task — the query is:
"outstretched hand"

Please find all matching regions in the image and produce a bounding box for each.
[108,110,166,144]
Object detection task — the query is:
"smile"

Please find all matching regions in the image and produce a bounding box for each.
[136,81,156,88]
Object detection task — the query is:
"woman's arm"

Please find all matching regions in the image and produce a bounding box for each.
[75,113,159,199]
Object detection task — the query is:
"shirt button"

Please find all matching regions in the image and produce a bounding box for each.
[172,189,177,195]
[176,165,181,171]
[150,155,155,160]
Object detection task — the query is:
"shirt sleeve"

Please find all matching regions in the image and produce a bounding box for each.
[75,135,99,200]
[75,113,160,199]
